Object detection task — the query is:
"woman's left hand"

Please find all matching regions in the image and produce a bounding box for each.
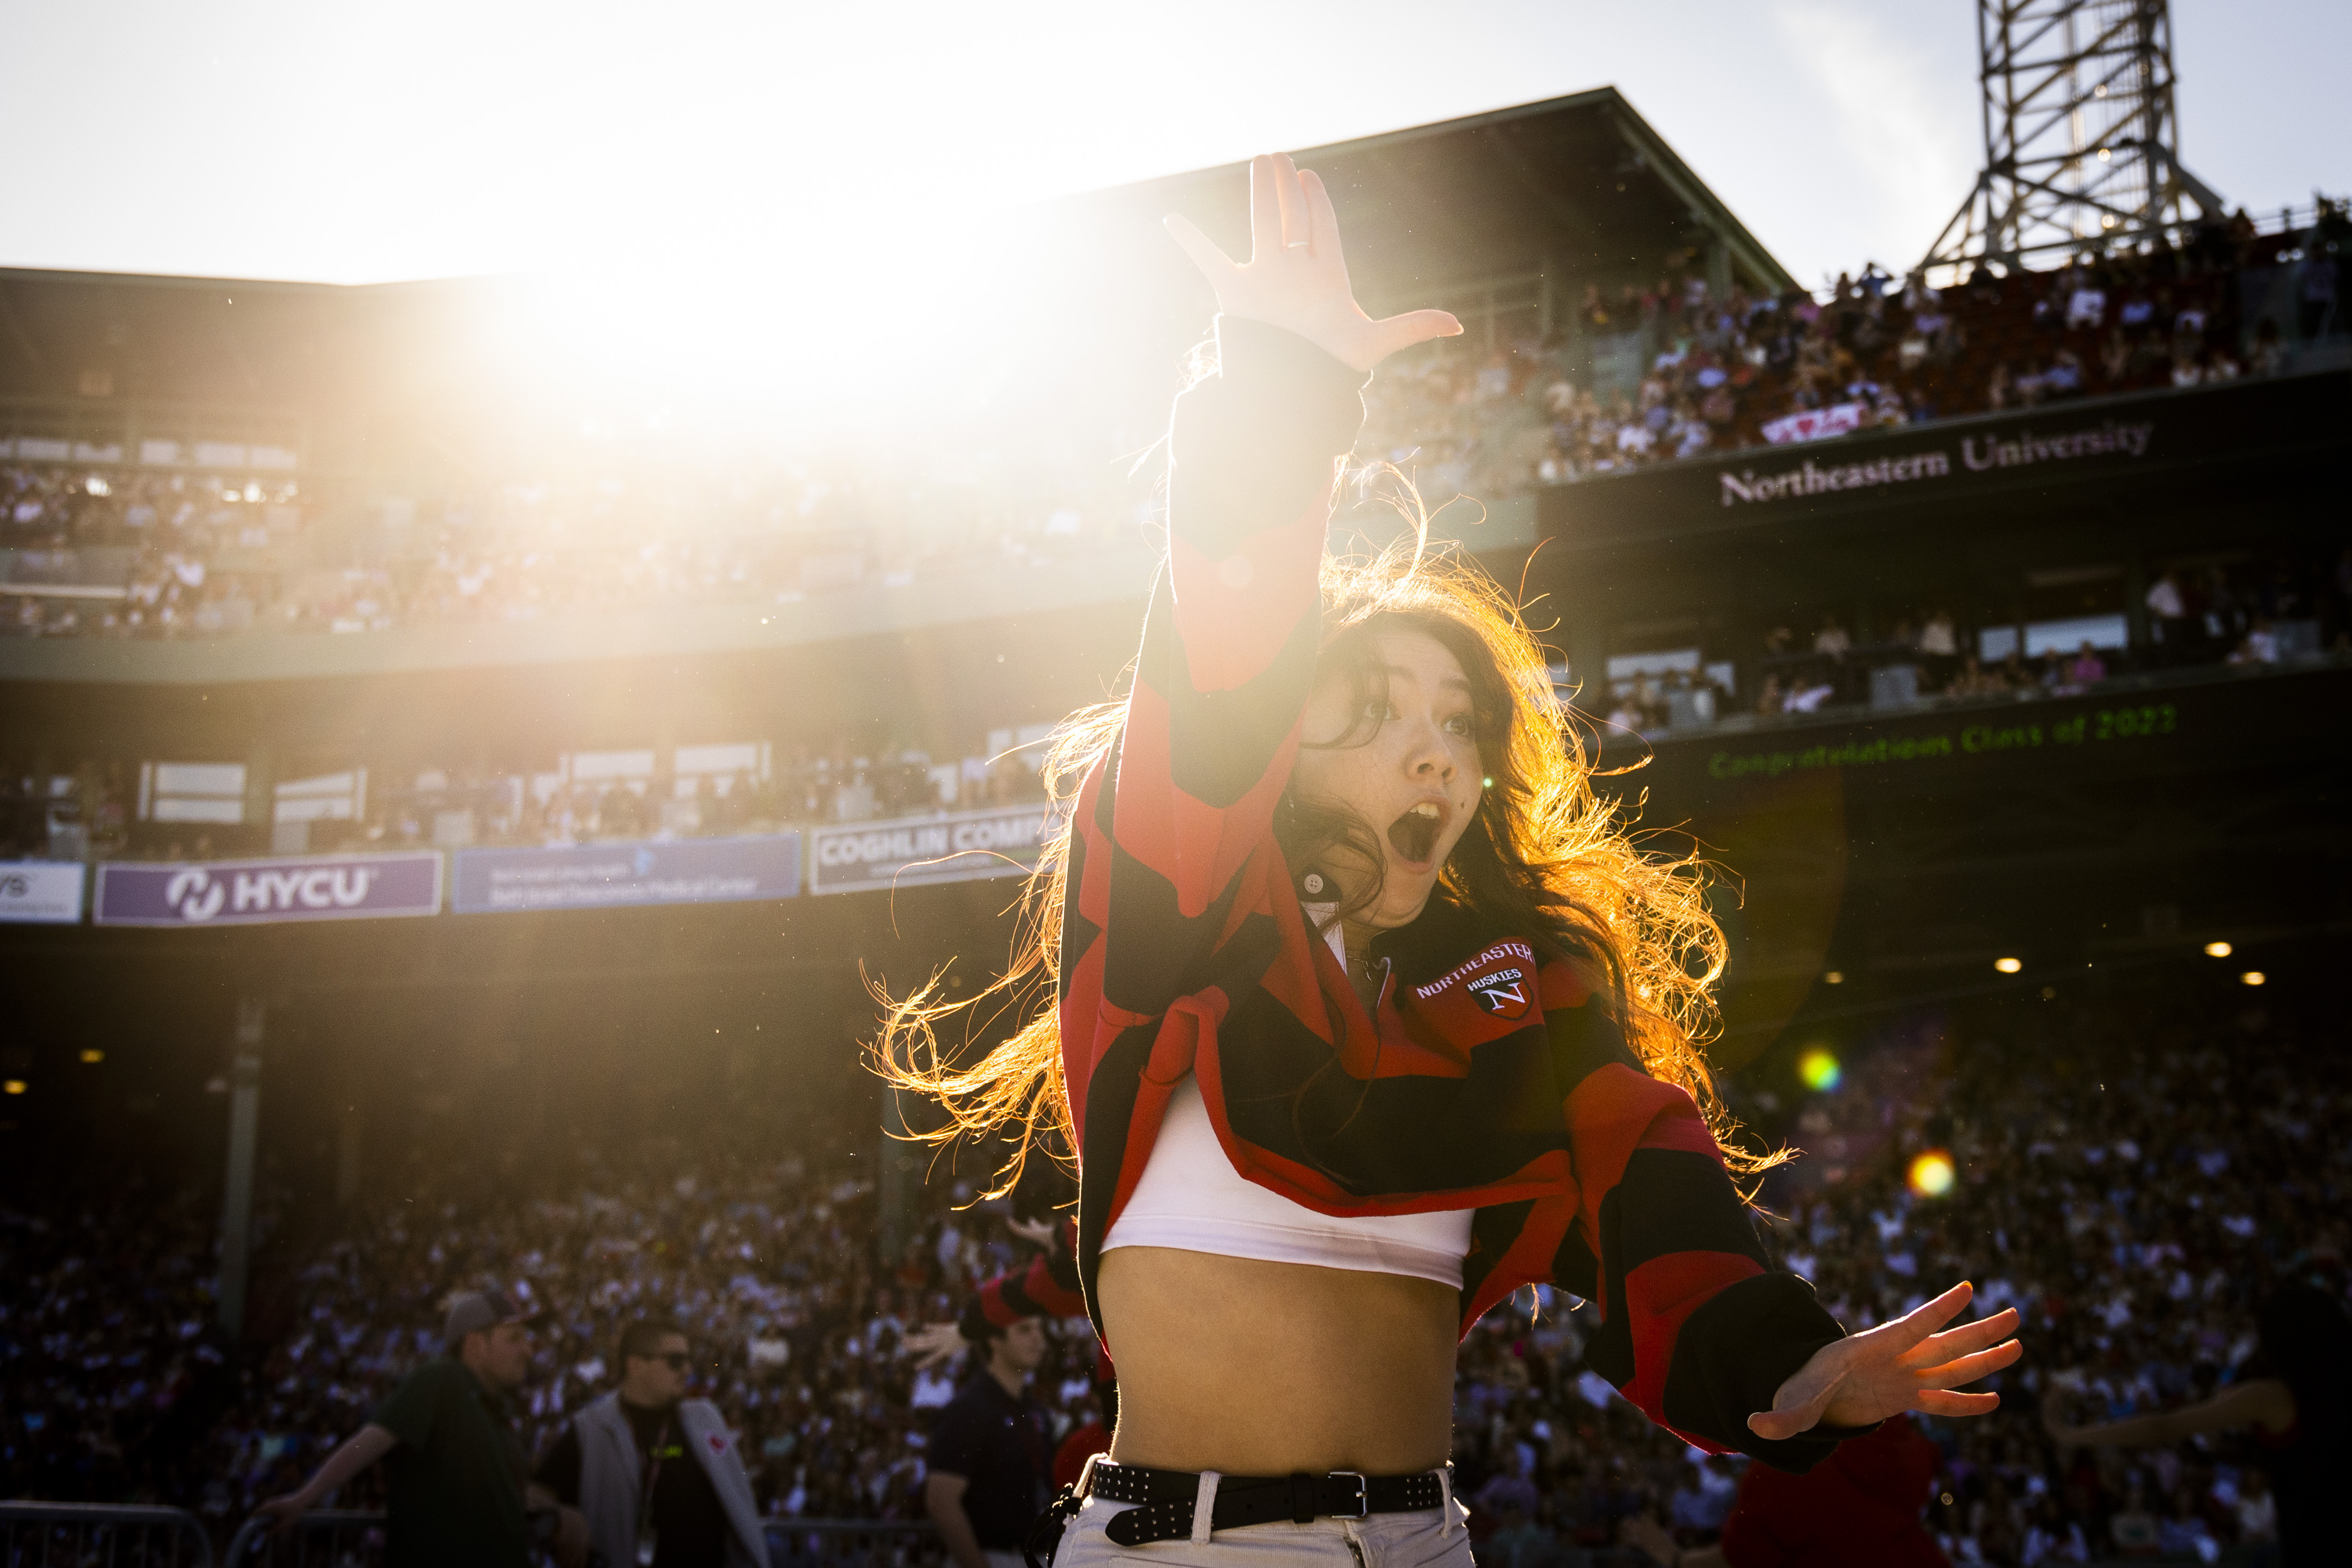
[1163,152,1460,373]
[1747,1281,2022,1442]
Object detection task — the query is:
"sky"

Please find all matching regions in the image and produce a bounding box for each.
[1,0,2344,297]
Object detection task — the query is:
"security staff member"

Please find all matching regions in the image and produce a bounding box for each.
[534,1319,767,1568]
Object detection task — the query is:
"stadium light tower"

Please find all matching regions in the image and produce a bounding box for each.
[1920,0,2226,280]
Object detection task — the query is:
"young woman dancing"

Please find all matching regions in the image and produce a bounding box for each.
[883,152,2022,1568]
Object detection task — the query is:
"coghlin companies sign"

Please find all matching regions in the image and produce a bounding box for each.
[809,805,1054,896]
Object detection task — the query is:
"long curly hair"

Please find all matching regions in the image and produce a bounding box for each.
[873,523,1760,1196]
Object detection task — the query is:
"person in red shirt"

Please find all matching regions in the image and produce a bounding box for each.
[1624,1416,1949,1568]
[904,1216,1112,1494]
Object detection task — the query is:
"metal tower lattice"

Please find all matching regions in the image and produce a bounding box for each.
[1920,0,2225,279]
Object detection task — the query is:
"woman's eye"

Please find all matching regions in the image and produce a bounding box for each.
[1445,713,1475,736]
[1363,699,1392,721]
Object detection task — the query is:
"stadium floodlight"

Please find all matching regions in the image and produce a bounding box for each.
[2202,940,2232,958]
[1919,0,2226,282]
[1994,956,2023,974]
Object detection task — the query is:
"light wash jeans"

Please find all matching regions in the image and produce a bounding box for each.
[1050,1484,1473,1568]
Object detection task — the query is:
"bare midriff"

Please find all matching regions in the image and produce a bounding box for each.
[1097,1245,1459,1475]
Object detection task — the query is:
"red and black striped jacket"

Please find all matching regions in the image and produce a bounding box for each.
[1055,316,1855,1469]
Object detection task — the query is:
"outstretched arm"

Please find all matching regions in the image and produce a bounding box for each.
[925,1473,993,1568]
[1747,1282,2022,1441]
[1061,156,1458,1095]
[254,1423,399,1530]
[898,1217,1091,1368]
[1536,999,1873,1470]
[2042,1376,2295,1449]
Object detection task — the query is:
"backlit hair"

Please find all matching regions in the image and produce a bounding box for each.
[876,519,1762,1195]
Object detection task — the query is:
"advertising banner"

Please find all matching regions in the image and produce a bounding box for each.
[810,805,1054,896]
[0,861,88,924]
[94,852,442,927]
[452,834,802,915]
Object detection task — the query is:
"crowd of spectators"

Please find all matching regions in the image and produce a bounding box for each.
[0,1118,1073,1538]
[1598,539,2352,739]
[0,720,1059,864]
[6,203,2343,646]
[1,444,1157,643]
[351,730,1057,856]
[4,967,2339,1565]
[1443,973,2347,1565]
[4,538,2342,866]
[4,531,2343,867]
[1,464,299,639]
[1362,200,2349,495]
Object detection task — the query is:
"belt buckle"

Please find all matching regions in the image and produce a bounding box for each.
[1328,1471,1368,1520]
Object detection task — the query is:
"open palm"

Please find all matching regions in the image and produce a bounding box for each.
[1750,1281,2022,1441]
[1165,152,1460,373]
[900,1321,966,1371]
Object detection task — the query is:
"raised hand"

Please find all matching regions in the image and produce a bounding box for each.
[1005,1215,1059,1249]
[1164,152,1461,373]
[1748,1281,2022,1442]
[901,1321,968,1371]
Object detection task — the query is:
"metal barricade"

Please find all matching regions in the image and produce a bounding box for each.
[223,1512,932,1568]
[220,1509,383,1566]
[0,1501,215,1567]
[765,1519,941,1568]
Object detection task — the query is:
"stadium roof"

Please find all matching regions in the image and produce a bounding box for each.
[1068,86,1799,319]
[0,87,1790,420]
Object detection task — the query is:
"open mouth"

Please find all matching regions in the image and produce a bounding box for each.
[1387,800,1445,867]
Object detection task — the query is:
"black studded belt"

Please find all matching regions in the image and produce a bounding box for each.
[1088,1460,1450,1546]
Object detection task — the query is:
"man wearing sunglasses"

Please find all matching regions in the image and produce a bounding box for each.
[533,1319,768,1568]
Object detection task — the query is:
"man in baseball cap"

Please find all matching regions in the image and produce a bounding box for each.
[258,1287,578,1567]
[443,1288,551,1347]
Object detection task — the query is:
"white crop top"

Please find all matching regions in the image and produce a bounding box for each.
[1100,1075,1477,1288]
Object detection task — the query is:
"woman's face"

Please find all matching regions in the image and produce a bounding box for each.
[1292,626,1486,930]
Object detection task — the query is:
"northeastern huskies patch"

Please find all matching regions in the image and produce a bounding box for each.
[1410,940,1540,1026]
[1467,966,1532,1020]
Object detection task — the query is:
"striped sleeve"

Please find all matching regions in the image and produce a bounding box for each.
[1544,978,1860,1471]
[1072,317,1367,1030]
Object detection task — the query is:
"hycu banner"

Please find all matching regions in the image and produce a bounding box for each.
[0,862,88,925]
[810,805,1054,896]
[452,834,802,914]
[94,852,443,927]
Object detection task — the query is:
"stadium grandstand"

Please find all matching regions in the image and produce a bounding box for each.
[3,77,2348,1568]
